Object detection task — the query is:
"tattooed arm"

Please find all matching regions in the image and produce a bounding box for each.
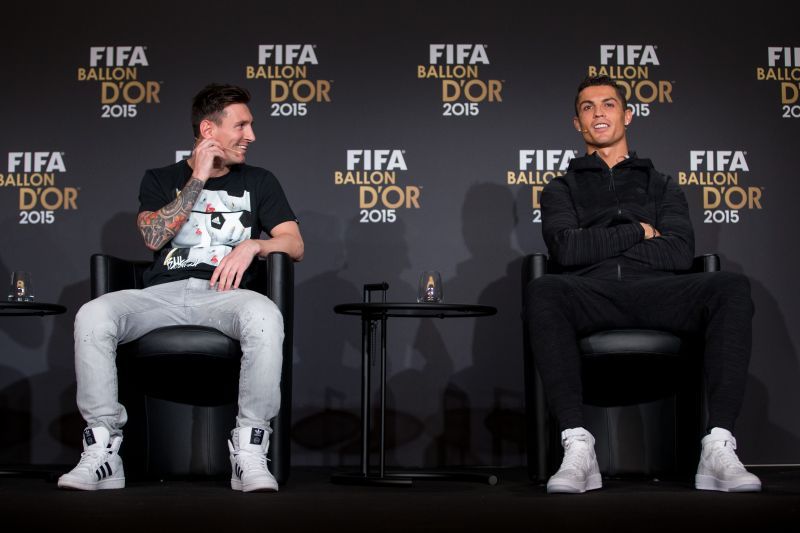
[137,177,205,251]
[136,138,227,251]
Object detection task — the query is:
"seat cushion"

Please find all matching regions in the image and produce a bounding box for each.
[120,325,241,360]
[118,326,241,405]
[579,329,682,356]
[579,329,690,406]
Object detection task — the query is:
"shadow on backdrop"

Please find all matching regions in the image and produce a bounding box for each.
[421,183,526,467]
[0,216,58,465]
[290,211,362,466]
[42,212,147,463]
[696,222,800,462]
[336,215,428,466]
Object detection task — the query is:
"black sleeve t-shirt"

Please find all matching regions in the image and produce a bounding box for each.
[137,160,296,289]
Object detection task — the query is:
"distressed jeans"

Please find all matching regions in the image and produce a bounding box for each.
[73,277,284,438]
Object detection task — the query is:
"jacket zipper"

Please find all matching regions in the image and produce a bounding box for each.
[608,167,623,281]
[608,167,622,216]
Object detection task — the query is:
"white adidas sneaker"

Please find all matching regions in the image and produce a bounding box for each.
[229,426,278,493]
[58,427,125,490]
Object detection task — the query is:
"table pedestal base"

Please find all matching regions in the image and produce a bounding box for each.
[331,469,498,487]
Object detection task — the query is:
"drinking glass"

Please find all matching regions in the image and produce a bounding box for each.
[417,271,443,303]
[8,271,34,302]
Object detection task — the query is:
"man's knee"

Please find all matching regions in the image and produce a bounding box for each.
[236,295,284,332]
[75,297,116,334]
[705,272,754,314]
[527,275,572,305]
[525,274,576,322]
[73,296,126,359]
[705,271,750,297]
[711,271,749,291]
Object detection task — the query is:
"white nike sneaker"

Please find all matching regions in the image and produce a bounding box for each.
[229,426,278,493]
[695,427,761,492]
[547,427,603,494]
[58,427,125,490]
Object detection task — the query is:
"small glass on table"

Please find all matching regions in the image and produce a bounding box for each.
[8,271,34,302]
[417,271,443,303]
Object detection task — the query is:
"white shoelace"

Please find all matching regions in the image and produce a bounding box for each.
[709,440,746,471]
[73,447,109,473]
[561,439,592,470]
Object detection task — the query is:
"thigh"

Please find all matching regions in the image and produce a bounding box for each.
[76,280,189,343]
[183,280,282,339]
[624,273,746,333]
[528,274,635,334]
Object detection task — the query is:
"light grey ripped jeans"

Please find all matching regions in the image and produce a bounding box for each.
[73,277,284,438]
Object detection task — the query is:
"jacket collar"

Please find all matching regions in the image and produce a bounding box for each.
[567,151,654,172]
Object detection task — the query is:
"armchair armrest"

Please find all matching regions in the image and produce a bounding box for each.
[522,253,549,285]
[522,252,720,286]
[264,251,293,320]
[261,251,294,484]
[91,252,294,297]
[690,253,720,273]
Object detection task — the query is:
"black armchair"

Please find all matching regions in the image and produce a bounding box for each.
[90,252,293,484]
[522,253,717,482]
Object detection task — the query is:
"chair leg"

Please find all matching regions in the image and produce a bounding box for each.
[525,368,559,482]
[675,353,705,479]
[117,361,149,480]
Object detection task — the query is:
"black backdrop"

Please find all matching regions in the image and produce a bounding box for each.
[2,1,798,467]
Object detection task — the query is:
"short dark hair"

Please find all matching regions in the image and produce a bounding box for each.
[574,75,627,115]
[191,84,251,138]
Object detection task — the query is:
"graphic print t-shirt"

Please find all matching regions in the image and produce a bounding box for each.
[137,160,296,288]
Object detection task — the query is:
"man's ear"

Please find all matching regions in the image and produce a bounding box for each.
[573,116,582,133]
[198,119,215,139]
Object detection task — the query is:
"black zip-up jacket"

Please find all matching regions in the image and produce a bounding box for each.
[541,152,695,280]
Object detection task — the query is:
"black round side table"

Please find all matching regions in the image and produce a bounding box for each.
[333,301,497,486]
[0,301,67,317]
[0,300,67,478]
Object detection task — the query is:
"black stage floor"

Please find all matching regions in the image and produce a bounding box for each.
[1,466,798,532]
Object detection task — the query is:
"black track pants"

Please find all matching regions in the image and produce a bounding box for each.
[525,271,754,432]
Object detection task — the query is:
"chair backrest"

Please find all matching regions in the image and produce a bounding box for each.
[91,254,149,296]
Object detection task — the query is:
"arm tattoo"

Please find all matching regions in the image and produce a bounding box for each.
[138,177,205,250]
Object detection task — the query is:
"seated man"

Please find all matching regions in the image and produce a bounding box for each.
[525,75,760,494]
[58,83,304,492]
